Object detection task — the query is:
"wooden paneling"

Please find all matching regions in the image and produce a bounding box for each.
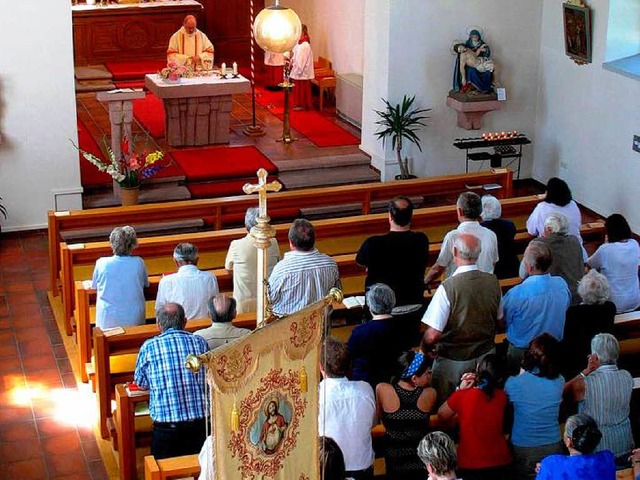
[200,0,251,67]
[72,3,204,66]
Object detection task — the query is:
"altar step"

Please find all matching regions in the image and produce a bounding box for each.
[275,153,371,172]
[278,164,379,190]
[83,182,191,209]
[75,65,115,93]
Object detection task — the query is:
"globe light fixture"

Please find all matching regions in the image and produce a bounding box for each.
[253,0,302,54]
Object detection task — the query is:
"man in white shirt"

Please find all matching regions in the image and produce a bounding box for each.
[155,243,218,320]
[167,15,214,69]
[268,219,341,317]
[194,293,251,350]
[319,337,376,479]
[424,191,498,285]
[225,208,280,314]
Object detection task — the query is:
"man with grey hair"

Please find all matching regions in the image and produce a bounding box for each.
[268,218,340,317]
[539,212,584,304]
[225,207,280,313]
[424,191,498,285]
[503,240,571,374]
[195,293,251,350]
[156,242,219,320]
[564,333,634,462]
[134,303,209,459]
[422,233,502,402]
[417,431,458,479]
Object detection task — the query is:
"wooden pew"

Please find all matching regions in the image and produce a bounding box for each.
[144,453,200,480]
[49,169,514,296]
[58,193,546,334]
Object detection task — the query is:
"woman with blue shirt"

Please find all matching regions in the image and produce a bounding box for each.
[536,413,615,480]
[505,333,565,480]
[92,226,149,329]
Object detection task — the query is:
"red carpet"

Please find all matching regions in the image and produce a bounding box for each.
[115,80,147,89]
[188,176,279,199]
[105,60,167,81]
[77,120,112,188]
[254,86,360,148]
[171,146,278,182]
[133,92,165,139]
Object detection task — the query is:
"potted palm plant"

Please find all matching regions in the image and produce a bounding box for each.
[0,196,6,235]
[374,94,430,180]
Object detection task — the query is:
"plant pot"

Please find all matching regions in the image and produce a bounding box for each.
[395,174,418,180]
[120,186,140,206]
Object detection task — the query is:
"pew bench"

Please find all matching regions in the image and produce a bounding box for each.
[312,57,336,111]
[58,194,545,334]
[49,169,515,300]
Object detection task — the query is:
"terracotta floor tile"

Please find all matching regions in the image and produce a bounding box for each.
[22,353,58,372]
[3,457,48,480]
[0,356,23,374]
[53,474,93,480]
[15,327,49,343]
[45,451,89,477]
[57,358,73,375]
[80,439,102,462]
[0,439,43,462]
[42,432,81,456]
[0,342,18,358]
[36,417,78,439]
[87,459,108,480]
[0,317,11,330]
[6,292,40,307]
[0,406,33,425]
[0,420,38,441]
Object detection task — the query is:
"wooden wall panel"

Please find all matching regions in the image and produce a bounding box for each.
[200,0,251,67]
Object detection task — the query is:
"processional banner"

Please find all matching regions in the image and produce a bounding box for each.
[200,294,336,480]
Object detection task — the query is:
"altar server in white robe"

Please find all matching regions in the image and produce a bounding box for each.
[289,25,314,110]
[167,15,214,69]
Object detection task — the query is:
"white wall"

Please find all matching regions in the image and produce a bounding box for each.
[361,0,544,180]
[0,1,81,231]
[283,0,365,75]
[534,0,640,232]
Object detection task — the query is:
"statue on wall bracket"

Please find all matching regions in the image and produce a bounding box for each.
[563,0,592,65]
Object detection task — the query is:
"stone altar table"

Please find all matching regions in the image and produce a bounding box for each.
[145,74,251,146]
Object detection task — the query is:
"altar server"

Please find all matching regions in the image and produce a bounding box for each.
[289,24,314,110]
[167,15,214,69]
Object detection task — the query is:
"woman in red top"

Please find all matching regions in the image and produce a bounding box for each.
[436,354,512,480]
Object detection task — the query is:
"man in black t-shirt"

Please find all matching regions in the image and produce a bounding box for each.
[356,196,429,306]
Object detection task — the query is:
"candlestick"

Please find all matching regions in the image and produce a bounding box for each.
[233,62,238,75]
[221,62,226,74]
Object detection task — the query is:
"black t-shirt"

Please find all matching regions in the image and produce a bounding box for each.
[356,230,429,306]
[481,218,520,279]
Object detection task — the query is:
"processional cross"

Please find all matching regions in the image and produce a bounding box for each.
[243,168,282,328]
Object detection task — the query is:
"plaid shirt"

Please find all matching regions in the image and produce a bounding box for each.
[134,328,209,423]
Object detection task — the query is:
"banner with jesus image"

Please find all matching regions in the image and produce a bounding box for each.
[200,294,335,480]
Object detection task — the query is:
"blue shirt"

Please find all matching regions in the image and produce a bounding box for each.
[505,371,564,447]
[503,274,570,348]
[536,450,615,480]
[92,255,149,329]
[134,328,209,422]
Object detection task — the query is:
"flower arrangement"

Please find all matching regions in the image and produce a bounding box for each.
[76,136,166,188]
[159,61,193,81]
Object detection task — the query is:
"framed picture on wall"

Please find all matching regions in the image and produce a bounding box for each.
[563,3,592,64]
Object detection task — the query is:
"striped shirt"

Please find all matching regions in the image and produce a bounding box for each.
[155,265,219,320]
[268,249,341,316]
[134,328,209,423]
[579,364,634,458]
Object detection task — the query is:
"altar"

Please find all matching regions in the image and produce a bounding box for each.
[145,73,251,146]
[72,0,203,66]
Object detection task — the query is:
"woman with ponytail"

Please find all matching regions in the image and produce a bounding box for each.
[376,350,436,480]
[436,354,512,480]
[535,413,615,479]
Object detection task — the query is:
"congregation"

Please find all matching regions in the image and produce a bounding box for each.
[90,177,640,480]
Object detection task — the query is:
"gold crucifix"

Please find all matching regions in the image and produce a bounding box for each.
[242,168,282,328]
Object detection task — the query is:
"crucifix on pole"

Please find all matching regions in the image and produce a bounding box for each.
[242,168,282,328]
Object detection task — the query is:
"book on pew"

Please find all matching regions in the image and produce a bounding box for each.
[483,183,502,190]
[102,326,125,337]
[126,382,149,397]
[342,296,365,309]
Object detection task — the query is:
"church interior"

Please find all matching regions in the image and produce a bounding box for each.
[1,0,640,479]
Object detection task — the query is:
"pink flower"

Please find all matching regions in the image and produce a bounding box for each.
[168,72,179,81]
[128,154,144,170]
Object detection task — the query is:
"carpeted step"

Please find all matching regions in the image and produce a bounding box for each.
[278,164,379,190]
[75,65,113,81]
[83,183,191,209]
[274,153,370,172]
[75,79,116,93]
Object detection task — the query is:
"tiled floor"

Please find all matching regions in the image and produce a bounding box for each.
[0,231,108,480]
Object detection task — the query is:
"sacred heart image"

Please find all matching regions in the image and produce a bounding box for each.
[249,394,293,455]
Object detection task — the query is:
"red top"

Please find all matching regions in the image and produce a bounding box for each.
[447,388,512,469]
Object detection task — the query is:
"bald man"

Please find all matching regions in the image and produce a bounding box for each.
[421,233,502,403]
[167,15,214,69]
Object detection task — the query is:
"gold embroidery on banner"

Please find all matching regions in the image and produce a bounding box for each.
[216,345,253,383]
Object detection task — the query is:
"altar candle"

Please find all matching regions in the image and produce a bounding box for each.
[233,62,238,75]
[221,62,226,74]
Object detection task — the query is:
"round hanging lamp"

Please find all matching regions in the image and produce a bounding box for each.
[253,0,302,54]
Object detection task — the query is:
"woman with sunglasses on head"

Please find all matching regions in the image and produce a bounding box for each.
[376,351,436,480]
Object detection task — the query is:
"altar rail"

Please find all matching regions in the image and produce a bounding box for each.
[48,169,513,298]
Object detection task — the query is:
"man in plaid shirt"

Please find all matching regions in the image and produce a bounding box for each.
[134,303,209,459]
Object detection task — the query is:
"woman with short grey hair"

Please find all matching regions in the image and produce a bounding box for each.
[417,431,458,480]
[561,270,616,379]
[92,226,149,329]
[366,282,396,316]
[564,333,634,465]
[480,195,519,278]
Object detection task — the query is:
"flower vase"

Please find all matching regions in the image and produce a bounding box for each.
[120,186,140,206]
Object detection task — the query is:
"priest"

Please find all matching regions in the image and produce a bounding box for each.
[167,15,214,69]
